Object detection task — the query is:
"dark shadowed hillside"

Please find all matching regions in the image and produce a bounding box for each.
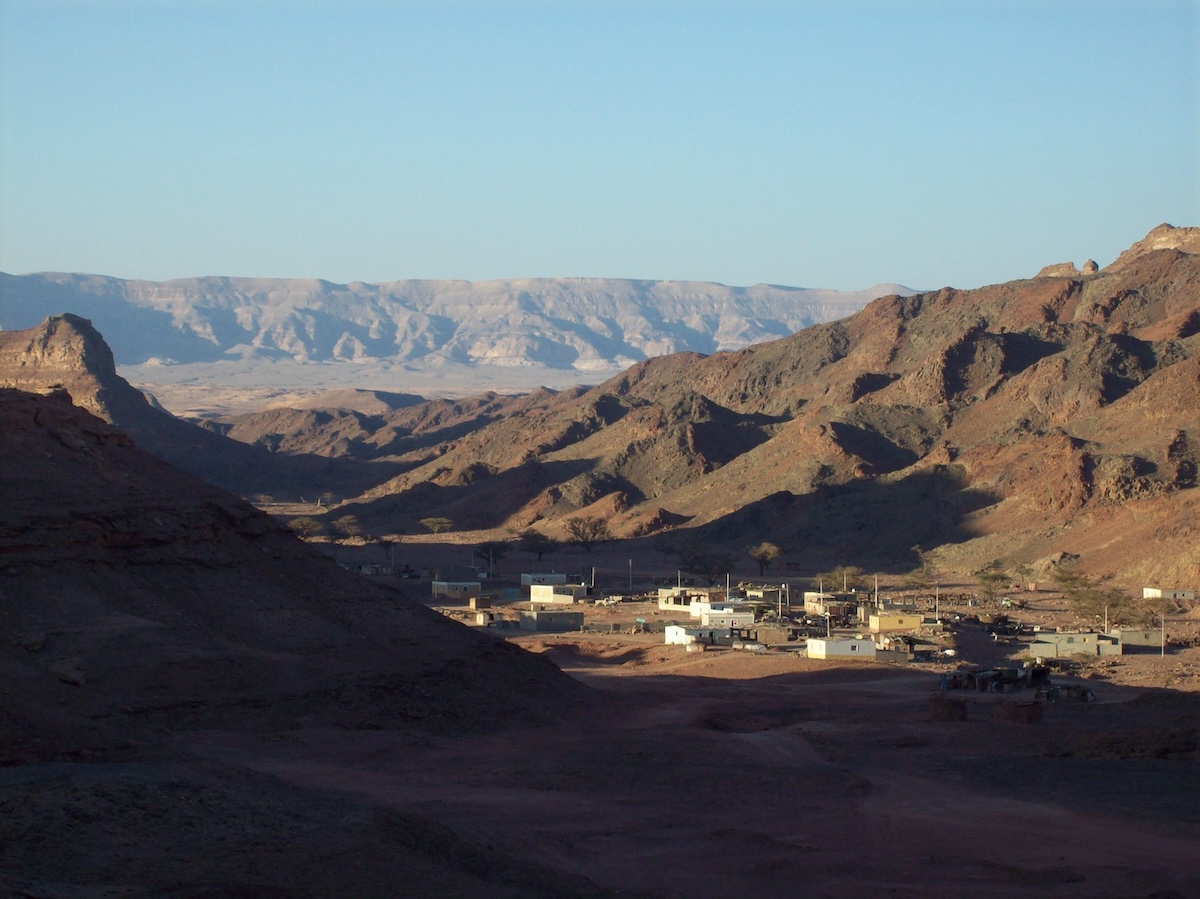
[0,386,599,897]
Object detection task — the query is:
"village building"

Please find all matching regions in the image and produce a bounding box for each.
[749,623,798,646]
[529,583,589,605]
[743,585,789,611]
[687,598,737,619]
[665,624,735,647]
[802,591,856,617]
[521,573,568,587]
[698,607,755,629]
[517,610,584,633]
[807,637,876,659]
[432,580,481,602]
[658,586,727,613]
[1142,586,1195,602]
[868,611,924,634]
[1030,630,1122,657]
[1109,627,1161,651]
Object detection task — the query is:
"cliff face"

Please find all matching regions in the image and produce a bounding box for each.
[0,313,129,420]
[0,315,393,499]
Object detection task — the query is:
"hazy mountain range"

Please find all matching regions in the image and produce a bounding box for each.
[0,272,911,371]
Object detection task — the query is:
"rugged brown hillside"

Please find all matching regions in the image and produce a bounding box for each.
[302,226,1200,585]
[0,387,582,750]
[8,227,1198,586]
[0,386,596,896]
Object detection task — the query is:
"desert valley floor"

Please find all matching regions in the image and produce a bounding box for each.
[5,607,1199,899]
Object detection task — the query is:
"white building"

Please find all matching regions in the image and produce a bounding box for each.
[665,625,700,645]
[530,583,589,605]
[806,637,876,660]
[688,599,736,619]
[666,625,729,647]
[699,608,754,629]
[1142,587,1195,601]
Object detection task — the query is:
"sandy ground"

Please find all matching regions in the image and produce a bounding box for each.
[170,631,1200,899]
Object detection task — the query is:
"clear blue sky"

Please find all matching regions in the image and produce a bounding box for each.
[2,0,1197,291]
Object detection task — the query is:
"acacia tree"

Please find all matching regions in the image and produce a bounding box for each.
[747,541,781,576]
[377,537,399,567]
[1052,561,1134,624]
[653,537,680,564]
[517,529,560,561]
[904,544,940,592]
[420,517,453,535]
[679,544,737,587]
[565,516,612,553]
[975,561,1008,606]
[332,515,363,539]
[476,539,512,573]
[814,565,868,593]
[287,516,322,538]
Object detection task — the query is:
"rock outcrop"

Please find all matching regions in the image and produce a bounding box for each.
[1036,259,1099,278]
[0,315,392,499]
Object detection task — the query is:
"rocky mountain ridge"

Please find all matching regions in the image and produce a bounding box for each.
[0,272,910,373]
[3,225,1199,586]
[211,224,1200,585]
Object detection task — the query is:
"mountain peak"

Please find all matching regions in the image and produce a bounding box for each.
[1105,223,1200,271]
